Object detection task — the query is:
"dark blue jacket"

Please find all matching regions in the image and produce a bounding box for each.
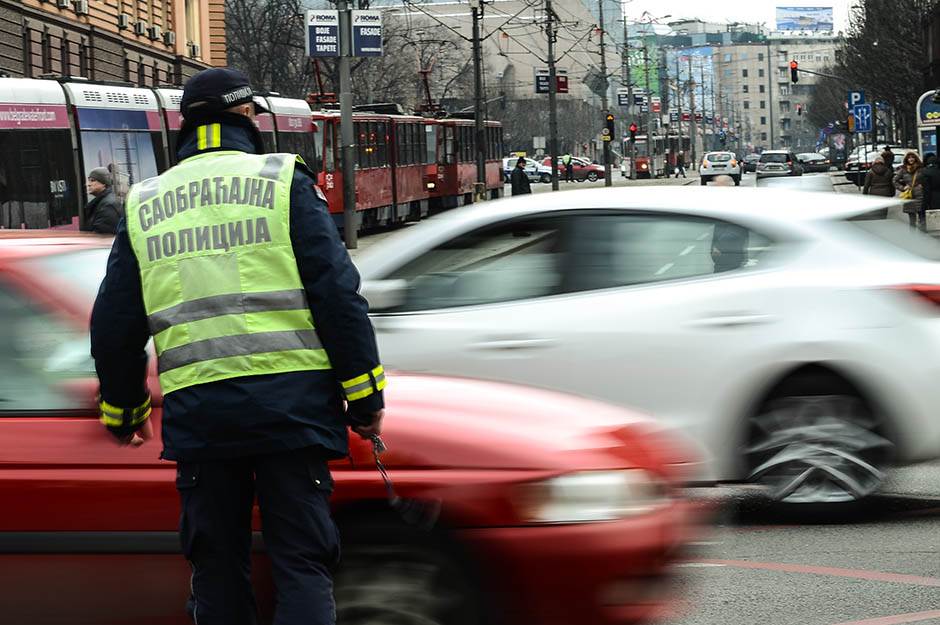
[90,122,383,461]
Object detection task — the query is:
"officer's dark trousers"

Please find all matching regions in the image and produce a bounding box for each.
[176,448,339,625]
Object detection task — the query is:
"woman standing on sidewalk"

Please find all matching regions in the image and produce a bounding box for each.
[863,156,895,197]
[894,152,925,231]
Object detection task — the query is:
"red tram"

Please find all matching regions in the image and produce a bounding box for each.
[0,77,504,232]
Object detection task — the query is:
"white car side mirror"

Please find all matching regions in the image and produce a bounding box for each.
[362,279,409,312]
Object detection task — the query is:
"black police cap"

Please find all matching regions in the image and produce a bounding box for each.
[180,67,269,117]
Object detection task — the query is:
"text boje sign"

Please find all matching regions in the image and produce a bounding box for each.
[352,11,383,57]
[306,10,340,57]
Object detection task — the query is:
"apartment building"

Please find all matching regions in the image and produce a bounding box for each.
[0,0,225,84]
[713,35,838,151]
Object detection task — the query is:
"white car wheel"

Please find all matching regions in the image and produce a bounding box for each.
[745,387,893,505]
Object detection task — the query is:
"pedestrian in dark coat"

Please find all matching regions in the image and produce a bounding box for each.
[881,146,895,171]
[510,157,532,195]
[82,167,122,234]
[920,153,940,213]
[675,151,687,178]
[894,151,925,231]
[862,157,895,197]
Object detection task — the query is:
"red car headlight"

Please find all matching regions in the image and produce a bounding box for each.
[514,470,669,524]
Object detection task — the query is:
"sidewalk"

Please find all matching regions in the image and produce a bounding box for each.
[829,172,940,236]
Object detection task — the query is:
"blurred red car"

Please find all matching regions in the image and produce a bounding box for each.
[541,156,606,182]
[0,233,699,625]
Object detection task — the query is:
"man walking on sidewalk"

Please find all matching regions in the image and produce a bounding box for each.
[674,151,687,178]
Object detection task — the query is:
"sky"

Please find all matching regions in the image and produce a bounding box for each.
[622,0,853,33]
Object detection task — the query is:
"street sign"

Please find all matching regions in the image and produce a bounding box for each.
[848,90,865,107]
[670,111,679,123]
[651,97,661,113]
[535,68,568,94]
[533,136,546,150]
[351,11,383,57]
[633,94,647,106]
[853,103,873,133]
[305,10,340,58]
[601,127,612,142]
[617,93,630,106]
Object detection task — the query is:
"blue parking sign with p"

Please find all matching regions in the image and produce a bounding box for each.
[848,90,865,107]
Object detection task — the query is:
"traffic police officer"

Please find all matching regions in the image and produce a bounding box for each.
[90,68,385,625]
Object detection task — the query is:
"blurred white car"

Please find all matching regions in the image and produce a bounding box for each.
[358,188,940,505]
[699,151,742,185]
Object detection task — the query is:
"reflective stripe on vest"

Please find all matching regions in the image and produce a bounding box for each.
[124,151,331,395]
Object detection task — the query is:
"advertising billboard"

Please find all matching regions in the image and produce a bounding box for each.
[775,6,835,32]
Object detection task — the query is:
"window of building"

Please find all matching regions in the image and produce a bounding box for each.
[740,53,748,60]
[781,101,791,112]
[758,69,764,78]
[759,85,765,93]
[758,53,765,62]
[724,53,732,62]
[780,86,790,96]
[761,116,767,125]
[760,100,766,109]
[744,101,750,110]
[761,132,768,141]
[185,0,202,52]
[724,69,732,77]
[742,85,749,93]
[742,69,748,78]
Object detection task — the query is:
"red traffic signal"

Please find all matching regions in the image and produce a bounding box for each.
[628,122,638,142]
[790,60,799,83]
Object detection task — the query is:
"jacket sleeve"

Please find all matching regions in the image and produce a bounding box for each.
[288,168,384,419]
[90,218,151,408]
[863,171,872,194]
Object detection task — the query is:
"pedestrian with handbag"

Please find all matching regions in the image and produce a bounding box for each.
[894,151,925,231]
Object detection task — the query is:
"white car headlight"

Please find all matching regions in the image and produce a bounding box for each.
[516,470,669,524]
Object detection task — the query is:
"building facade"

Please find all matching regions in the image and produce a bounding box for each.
[0,0,224,85]
[713,36,837,152]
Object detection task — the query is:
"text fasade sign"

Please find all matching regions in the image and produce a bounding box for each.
[306,10,340,57]
[352,10,383,57]
[534,68,568,94]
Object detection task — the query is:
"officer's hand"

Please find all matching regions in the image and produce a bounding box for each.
[352,410,384,440]
[109,419,153,447]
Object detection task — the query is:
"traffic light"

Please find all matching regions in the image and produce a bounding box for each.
[846,111,855,134]
[796,104,802,116]
[606,113,615,136]
[629,122,638,142]
[790,60,799,83]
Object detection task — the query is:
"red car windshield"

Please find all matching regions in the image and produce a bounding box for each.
[17,248,109,305]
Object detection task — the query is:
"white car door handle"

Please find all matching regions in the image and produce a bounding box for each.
[471,337,558,351]
[686,313,775,328]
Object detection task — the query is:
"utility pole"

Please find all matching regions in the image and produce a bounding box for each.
[623,18,636,179]
[700,58,706,152]
[337,0,356,248]
[643,45,652,167]
[546,0,559,190]
[598,0,611,186]
[766,39,774,148]
[688,55,697,166]
[676,53,683,159]
[470,0,486,201]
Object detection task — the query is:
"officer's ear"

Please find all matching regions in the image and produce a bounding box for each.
[226,103,255,120]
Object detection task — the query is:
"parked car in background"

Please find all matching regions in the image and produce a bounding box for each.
[797,152,831,173]
[0,232,700,625]
[358,187,940,508]
[699,151,742,185]
[541,156,606,182]
[743,153,761,173]
[844,147,914,185]
[502,157,552,184]
[755,150,803,178]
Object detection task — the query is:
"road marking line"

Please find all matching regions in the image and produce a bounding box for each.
[680,245,696,256]
[697,559,940,587]
[675,562,726,568]
[829,609,940,625]
[655,262,674,275]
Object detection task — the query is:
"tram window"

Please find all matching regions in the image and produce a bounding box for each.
[375,122,388,167]
[167,130,180,166]
[396,125,406,165]
[405,124,415,165]
[79,130,161,205]
[0,129,77,229]
[399,124,408,166]
[324,122,336,172]
[426,125,437,165]
[260,131,277,154]
[277,132,322,173]
[417,125,427,165]
[355,122,366,169]
[443,127,455,165]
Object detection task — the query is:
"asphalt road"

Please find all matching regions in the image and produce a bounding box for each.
[352,171,940,625]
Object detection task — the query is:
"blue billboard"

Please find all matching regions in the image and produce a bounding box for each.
[776,7,835,32]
